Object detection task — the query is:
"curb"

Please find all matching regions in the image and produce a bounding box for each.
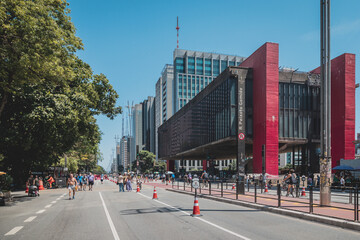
[166,188,360,232]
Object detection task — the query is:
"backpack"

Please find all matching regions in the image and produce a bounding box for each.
[291,173,297,184]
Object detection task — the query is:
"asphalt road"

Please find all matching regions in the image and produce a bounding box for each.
[1,180,360,240]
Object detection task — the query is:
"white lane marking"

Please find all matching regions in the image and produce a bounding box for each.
[36,209,45,214]
[99,192,120,240]
[24,216,37,222]
[45,204,52,208]
[5,226,23,236]
[138,193,251,240]
[51,201,57,204]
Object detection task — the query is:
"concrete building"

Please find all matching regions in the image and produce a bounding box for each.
[168,49,245,171]
[159,42,356,176]
[155,64,174,160]
[119,136,131,172]
[132,103,143,160]
[142,97,155,154]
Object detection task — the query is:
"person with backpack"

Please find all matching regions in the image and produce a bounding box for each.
[201,171,209,188]
[284,169,297,197]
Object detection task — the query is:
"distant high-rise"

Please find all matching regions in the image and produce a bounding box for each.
[142,97,155,153]
[155,64,174,160]
[132,103,143,158]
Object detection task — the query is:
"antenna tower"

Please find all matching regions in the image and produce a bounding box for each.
[176,16,180,48]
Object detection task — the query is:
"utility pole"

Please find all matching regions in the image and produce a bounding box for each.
[320,0,331,206]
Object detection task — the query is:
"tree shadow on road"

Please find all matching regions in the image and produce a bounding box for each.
[120,206,260,215]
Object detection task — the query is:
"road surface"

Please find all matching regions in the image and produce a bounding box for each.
[0,180,359,240]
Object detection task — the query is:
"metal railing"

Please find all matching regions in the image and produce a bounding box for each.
[170,179,359,222]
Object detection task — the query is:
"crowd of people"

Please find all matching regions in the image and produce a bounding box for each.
[66,173,96,199]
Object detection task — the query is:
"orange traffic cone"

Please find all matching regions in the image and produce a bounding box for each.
[264,183,268,193]
[301,187,306,196]
[38,180,44,190]
[232,183,235,190]
[136,185,140,193]
[25,185,29,193]
[152,187,158,199]
[191,197,201,217]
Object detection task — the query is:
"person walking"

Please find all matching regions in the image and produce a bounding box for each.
[340,176,345,191]
[126,176,132,192]
[67,174,77,200]
[88,172,94,191]
[118,174,124,192]
[82,174,87,191]
[283,169,297,197]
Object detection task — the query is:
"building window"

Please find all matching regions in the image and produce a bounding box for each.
[221,60,228,72]
[175,57,185,73]
[196,58,203,75]
[213,60,220,76]
[196,76,199,94]
[183,75,187,98]
[192,76,195,97]
[229,61,235,66]
[187,75,191,97]
[178,75,182,98]
[205,59,211,76]
[188,57,195,74]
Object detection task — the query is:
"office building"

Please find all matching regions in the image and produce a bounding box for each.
[173,49,245,112]
[159,42,356,176]
[155,64,174,160]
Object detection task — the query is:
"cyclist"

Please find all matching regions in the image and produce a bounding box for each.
[201,171,209,188]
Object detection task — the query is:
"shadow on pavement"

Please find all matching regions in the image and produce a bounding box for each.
[120,206,260,216]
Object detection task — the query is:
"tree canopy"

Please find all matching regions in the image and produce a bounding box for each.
[131,150,166,174]
[0,0,121,186]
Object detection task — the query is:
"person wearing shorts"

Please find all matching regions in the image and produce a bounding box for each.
[88,172,94,191]
[67,174,77,200]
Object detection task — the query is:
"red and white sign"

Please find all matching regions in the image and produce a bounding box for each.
[238,133,245,140]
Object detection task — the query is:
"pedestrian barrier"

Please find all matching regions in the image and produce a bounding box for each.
[301,186,306,196]
[191,197,201,217]
[152,187,158,199]
[166,179,360,223]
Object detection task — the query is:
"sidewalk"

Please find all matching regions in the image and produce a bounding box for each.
[143,180,360,231]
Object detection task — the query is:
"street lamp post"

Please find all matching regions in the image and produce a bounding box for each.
[320,0,332,206]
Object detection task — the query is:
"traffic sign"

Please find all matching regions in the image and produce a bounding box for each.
[192,178,200,189]
[238,133,245,140]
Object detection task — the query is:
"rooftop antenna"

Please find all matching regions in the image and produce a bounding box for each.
[176,16,180,48]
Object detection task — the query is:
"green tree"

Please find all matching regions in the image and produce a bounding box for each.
[0,1,121,186]
[0,0,83,118]
[132,150,156,173]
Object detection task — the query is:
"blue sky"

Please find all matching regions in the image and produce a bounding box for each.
[67,0,360,171]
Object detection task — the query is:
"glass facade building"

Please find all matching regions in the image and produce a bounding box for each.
[173,49,245,113]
